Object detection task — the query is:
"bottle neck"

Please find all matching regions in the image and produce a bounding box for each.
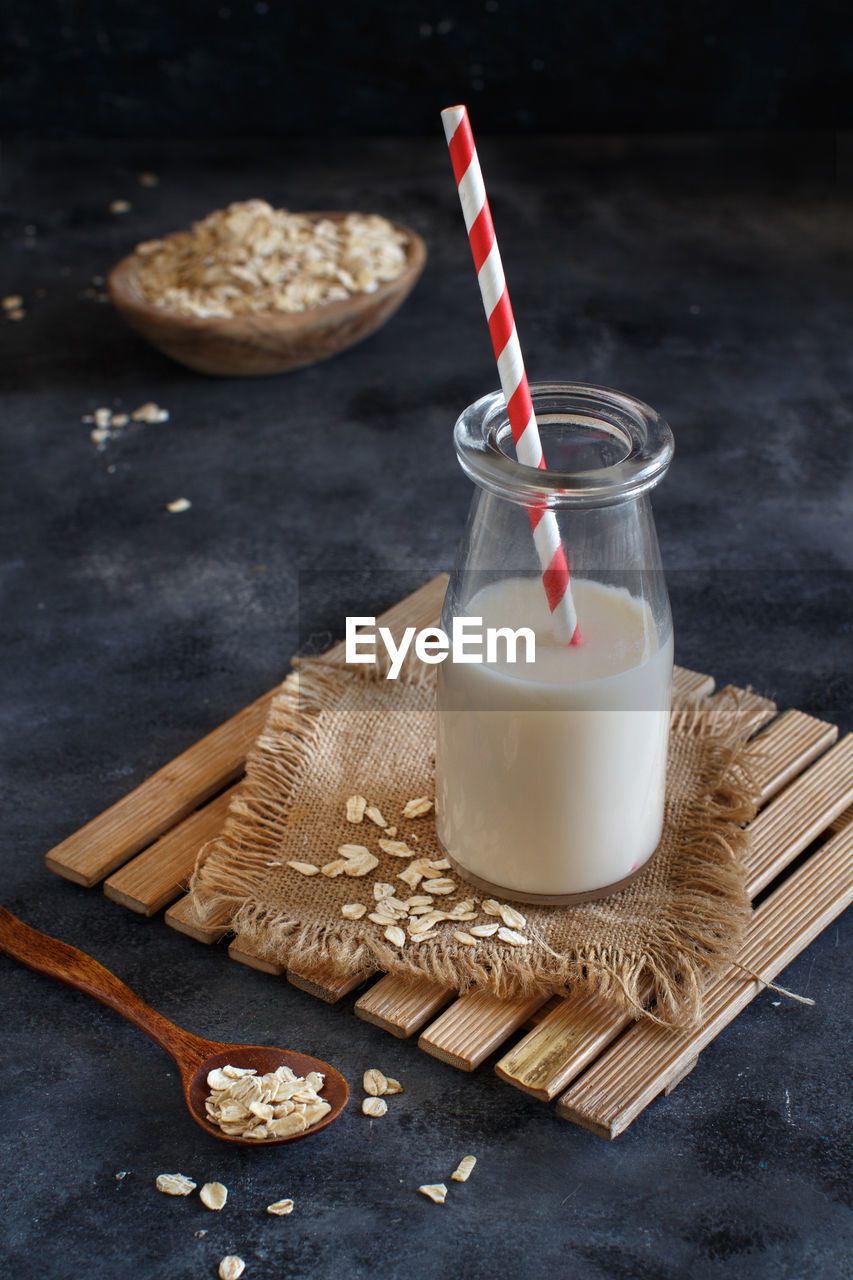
[454,381,673,509]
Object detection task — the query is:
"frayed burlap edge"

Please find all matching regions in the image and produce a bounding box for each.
[187,664,770,1028]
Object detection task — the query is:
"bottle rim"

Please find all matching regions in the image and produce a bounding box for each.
[453,381,674,507]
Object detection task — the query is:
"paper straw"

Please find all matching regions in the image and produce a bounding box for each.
[441,104,580,645]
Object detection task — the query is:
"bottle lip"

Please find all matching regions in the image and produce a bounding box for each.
[453,380,674,507]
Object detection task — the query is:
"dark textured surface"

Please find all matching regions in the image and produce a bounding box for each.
[1,135,851,1279]
[2,0,849,138]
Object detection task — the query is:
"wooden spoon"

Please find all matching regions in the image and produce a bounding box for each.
[0,906,348,1144]
[108,212,427,377]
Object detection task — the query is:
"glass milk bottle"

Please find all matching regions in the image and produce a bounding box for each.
[435,381,675,904]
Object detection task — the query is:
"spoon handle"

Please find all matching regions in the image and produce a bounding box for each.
[0,905,215,1070]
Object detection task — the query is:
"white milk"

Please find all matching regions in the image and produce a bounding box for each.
[435,577,673,899]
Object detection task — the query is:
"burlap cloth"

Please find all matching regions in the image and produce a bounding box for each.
[189,654,773,1028]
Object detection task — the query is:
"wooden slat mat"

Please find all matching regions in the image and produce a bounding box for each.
[45,575,853,1138]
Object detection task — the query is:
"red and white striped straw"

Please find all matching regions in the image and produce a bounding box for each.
[441,104,580,645]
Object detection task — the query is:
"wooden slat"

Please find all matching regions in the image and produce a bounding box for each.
[286,962,373,1003]
[103,787,237,915]
[663,1055,698,1096]
[744,735,853,896]
[711,685,778,737]
[830,801,853,834]
[350,972,450,1034]
[746,709,839,802]
[44,573,449,889]
[228,934,286,976]
[494,988,648,1100]
[355,974,455,1037]
[557,818,853,1137]
[164,893,230,944]
[493,723,845,1102]
[418,989,550,1071]
[45,694,272,886]
[672,666,714,700]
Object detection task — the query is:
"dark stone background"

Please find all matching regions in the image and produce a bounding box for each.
[1,128,851,1279]
[1,0,850,138]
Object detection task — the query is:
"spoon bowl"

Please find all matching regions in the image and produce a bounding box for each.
[107,211,427,377]
[0,905,348,1145]
[182,1042,348,1146]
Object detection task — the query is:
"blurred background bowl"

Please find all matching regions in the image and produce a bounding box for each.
[107,212,427,377]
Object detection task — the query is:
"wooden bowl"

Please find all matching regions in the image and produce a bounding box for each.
[107,212,427,377]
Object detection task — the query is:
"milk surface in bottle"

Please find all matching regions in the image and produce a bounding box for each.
[436,576,673,899]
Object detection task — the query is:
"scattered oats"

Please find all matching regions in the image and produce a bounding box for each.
[219,1257,245,1280]
[363,1068,388,1096]
[362,1097,388,1117]
[402,797,433,819]
[412,929,439,941]
[90,427,110,445]
[287,860,320,875]
[498,903,527,929]
[321,858,348,877]
[408,914,443,935]
[338,843,371,858]
[364,804,387,828]
[406,903,434,916]
[424,878,456,895]
[469,923,500,937]
[397,865,424,890]
[444,899,477,919]
[194,1229,207,1237]
[385,826,397,838]
[383,1077,403,1094]
[2,295,23,310]
[406,894,434,907]
[93,407,112,428]
[132,400,170,423]
[497,926,529,947]
[453,930,477,946]
[222,1065,256,1078]
[199,1182,228,1211]
[419,1183,447,1204]
[382,896,409,914]
[417,860,450,879]
[482,899,503,917]
[155,1173,196,1196]
[109,199,132,214]
[384,924,406,947]
[341,902,367,919]
[114,1171,129,1181]
[343,850,379,877]
[346,794,367,823]
[266,1198,294,1215]
[369,912,398,927]
[378,838,413,858]
[110,412,129,427]
[166,497,192,513]
[451,1155,477,1182]
[373,882,395,900]
[138,171,159,187]
[133,200,409,319]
